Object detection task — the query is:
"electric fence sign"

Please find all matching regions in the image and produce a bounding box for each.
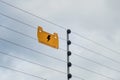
[37,26,59,49]
[37,26,72,80]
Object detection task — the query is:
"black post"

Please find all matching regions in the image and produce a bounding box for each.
[67,29,72,80]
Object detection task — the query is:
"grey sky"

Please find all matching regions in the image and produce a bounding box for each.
[0,0,120,80]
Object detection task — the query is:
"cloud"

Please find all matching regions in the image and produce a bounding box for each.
[0,0,120,80]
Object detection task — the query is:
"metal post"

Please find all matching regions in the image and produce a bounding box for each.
[67,29,72,80]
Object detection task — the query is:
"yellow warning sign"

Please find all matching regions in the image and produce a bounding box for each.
[37,26,59,49]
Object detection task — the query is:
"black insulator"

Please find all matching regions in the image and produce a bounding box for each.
[67,40,71,45]
[68,62,72,67]
[67,29,71,34]
[68,73,72,79]
[67,51,71,56]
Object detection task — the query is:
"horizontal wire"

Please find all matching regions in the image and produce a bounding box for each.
[0,65,46,80]
[0,37,66,64]
[73,53,120,73]
[0,51,66,74]
[0,0,66,30]
[0,12,66,41]
[0,1,119,80]
[0,0,120,58]
[0,12,119,66]
[0,2,119,79]
[1,24,120,73]
[73,64,116,80]
[0,24,36,40]
[0,8,120,68]
[1,24,120,71]
[72,42,120,64]
[72,31,120,56]
[0,38,84,80]
[0,51,84,80]
[0,12,36,29]
[0,34,117,80]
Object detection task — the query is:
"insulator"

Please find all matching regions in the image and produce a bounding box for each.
[67,29,71,34]
[68,62,72,67]
[68,73,72,79]
[67,40,71,45]
[67,51,72,56]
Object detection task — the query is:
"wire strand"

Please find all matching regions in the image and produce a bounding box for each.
[72,42,120,64]
[0,24,36,40]
[0,51,84,80]
[0,12,66,41]
[0,1,119,79]
[0,13,119,66]
[0,0,120,57]
[1,24,120,74]
[72,31,120,56]
[0,51,66,74]
[0,0,66,30]
[0,37,117,80]
[0,12,36,29]
[0,37,66,64]
[0,65,46,80]
[0,0,119,80]
[73,53,120,73]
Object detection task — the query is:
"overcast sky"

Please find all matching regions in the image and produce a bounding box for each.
[0,0,120,80]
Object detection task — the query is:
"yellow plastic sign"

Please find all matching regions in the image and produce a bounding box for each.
[37,26,59,49]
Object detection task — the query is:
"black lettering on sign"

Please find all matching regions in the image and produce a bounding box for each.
[47,35,51,42]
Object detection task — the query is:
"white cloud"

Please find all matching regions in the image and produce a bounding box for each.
[0,0,120,80]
